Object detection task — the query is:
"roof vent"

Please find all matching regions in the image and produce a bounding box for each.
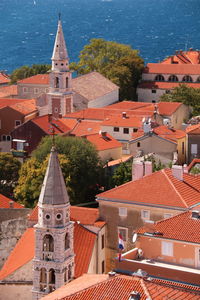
[192,211,200,219]
[122,112,127,119]
[133,269,148,278]
[129,291,141,300]
[108,271,116,277]
[9,201,14,208]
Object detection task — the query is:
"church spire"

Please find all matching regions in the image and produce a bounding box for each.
[38,146,70,206]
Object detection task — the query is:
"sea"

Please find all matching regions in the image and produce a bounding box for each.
[1,0,200,73]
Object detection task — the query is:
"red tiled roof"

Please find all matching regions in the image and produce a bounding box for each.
[107,101,151,110]
[0,85,17,98]
[0,223,96,281]
[9,99,37,115]
[107,155,133,167]
[144,63,200,75]
[138,81,200,89]
[138,210,200,244]
[97,169,200,209]
[153,125,185,142]
[0,228,35,280]
[0,194,23,208]
[162,50,200,65]
[132,129,145,140]
[101,114,143,127]
[0,98,34,110]
[70,120,102,137]
[157,102,182,116]
[186,123,200,134]
[86,133,122,151]
[18,74,49,85]
[0,72,10,84]
[41,274,200,300]
[32,115,71,134]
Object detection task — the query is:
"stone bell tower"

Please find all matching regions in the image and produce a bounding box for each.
[32,147,74,300]
[47,16,73,118]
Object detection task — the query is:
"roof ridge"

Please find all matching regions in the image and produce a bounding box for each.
[162,169,188,208]
[155,210,188,226]
[141,278,152,299]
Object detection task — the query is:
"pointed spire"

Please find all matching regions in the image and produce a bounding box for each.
[38,147,70,205]
[52,18,68,61]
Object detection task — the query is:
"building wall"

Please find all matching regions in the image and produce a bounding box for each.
[17,83,48,99]
[177,136,186,164]
[167,104,190,129]
[187,134,200,164]
[88,90,119,108]
[142,73,200,82]
[129,134,177,163]
[0,107,24,141]
[101,125,139,142]
[0,283,32,300]
[137,87,165,102]
[73,93,88,112]
[99,147,122,163]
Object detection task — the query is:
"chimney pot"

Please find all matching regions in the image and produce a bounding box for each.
[172,165,183,181]
[132,161,144,181]
[192,211,200,219]
[129,291,141,300]
[183,164,188,174]
[122,112,127,119]
[108,271,116,277]
[144,161,152,176]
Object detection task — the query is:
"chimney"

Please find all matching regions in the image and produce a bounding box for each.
[143,117,151,134]
[108,271,116,277]
[129,292,141,300]
[132,161,144,181]
[9,201,14,208]
[192,211,200,219]
[183,164,188,174]
[122,112,127,119]
[144,161,152,176]
[101,131,107,137]
[172,165,183,181]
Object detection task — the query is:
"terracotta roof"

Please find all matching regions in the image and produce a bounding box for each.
[144,63,200,75]
[107,155,133,167]
[138,210,200,244]
[70,120,102,136]
[0,72,10,84]
[186,123,200,134]
[107,101,151,110]
[162,50,200,65]
[0,85,17,98]
[9,99,37,115]
[101,114,143,127]
[0,194,23,208]
[138,81,200,89]
[0,228,35,280]
[153,125,185,142]
[40,274,200,300]
[132,129,145,140]
[97,168,200,209]
[0,222,96,281]
[86,133,122,151]
[59,118,78,130]
[157,102,182,116]
[72,72,118,101]
[29,205,101,226]
[18,74,49,85]
[32,115,71,134]
[188,159,200,172]
[0,98,34,109]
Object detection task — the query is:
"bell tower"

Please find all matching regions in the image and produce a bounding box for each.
[48,16,73,118]
[32,147,74,300]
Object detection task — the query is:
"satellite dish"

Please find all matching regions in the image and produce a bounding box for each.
[132,233,138,243]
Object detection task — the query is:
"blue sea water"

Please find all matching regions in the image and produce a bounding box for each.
[1,0,200,73]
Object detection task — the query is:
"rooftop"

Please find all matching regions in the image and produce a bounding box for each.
[0,194,24,209]
[0,85,17,98]
[162,50,200,65]
[186,123,200,134]
[32,115,71,134]
[138,81,200,90]
[86,132,122,151]
[144,63,200,75]
[0,72,10,85]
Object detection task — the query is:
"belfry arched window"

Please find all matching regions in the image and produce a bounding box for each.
[43,234,54,252]
[155,74,165,81]
[168,75,178,82]
[55,77,59,88]
[40,268,47,283]
[68,265,72,280]
[196,76,200,82]
[65,233,70,250]
[49,269,55,284]
[66,77,69,88]
[182,75,193,82]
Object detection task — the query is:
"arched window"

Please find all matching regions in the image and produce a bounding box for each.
[66,77,69,88]
[182,75,193,82]
[155,74,165,81]
[64,269,67,282]
[65,233,70,250]
[168,75,178,82]
[55,77,59,88]
[68,265,72,280]
[49,269,55,284]
[197,76,200,82]
[43,234,54,252]
[40,268,47,283]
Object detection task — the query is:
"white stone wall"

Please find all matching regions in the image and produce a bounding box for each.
[17,84,48,99]
[137,87,166,102]
[0,283,32,300]
[101,125,138,142]
[99,147,122,163]
[5,260,33,282]
[142,73,200,82]
[88,90,119,108]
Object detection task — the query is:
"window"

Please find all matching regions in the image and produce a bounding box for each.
[34,88,39,94]
[23,87,28,93]
[137,142,140,147]
[66,77,69,88]
[168,75,178,82]
[182,142,185,155]
[6,135,11,141]
[55,77,59,88]
[43,234,54,252]
[102,260,105,273]
[197,76,200,82]
[0,120,1,129]
[101,234,105,249]
[2,135,6,141]
[114,127,119,132]
[162,241,173,256]
[54,107,58,113]
[191,144,197,154]
[118,227,128,242]
[141,210,150,220]
[123,128,129,134]
[65,233,70,250]
[152,89,156,93]
[166,90,170,94]
[17,142,24,151]
[155,74,165,81]
[133,128,138,133]
[15,120,21,127]
[56,213,62,220]
[164,213,172,219]
[182,75,193,82]
[119,207,127,217]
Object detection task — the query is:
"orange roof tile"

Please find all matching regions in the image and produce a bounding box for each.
[162,50,200,65]
[107,155,133,167]
[0,228,35,280]
[186,123,200,134]
[138,81,200,90]
[153,125,185,142]
[59,119,78,130]
[86,133,122,151]
[101,114,143,127]
[9,99,37,115]
[18,74,49,85]
[138,211,200,244]
[0,72,10,84]
[132,129,145,140]
[70,120,102,136]
[0,194,23,208]
[97,169,200,209]
[0,85,17,98]
[0,98,34,109]
[32,115,71,134]
[157,102,182,116]
[107,101,151,110]
[144,63,200,75]
[0,223,96,281]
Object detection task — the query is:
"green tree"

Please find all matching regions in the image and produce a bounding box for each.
[15,136,103,207]
[112,161,132,186]
[190,166,200,175]
[160,84,200,116]
[70,38,144,100]
[10,64,51,84]
[0,152,21,198]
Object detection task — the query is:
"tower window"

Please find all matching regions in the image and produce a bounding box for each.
[56,213,62,220]
[55,77,59,88]
[66,77,69,88]
[65,232,70,250]
[61,63,64,66]
[49,269,55,284]
[68,265,72,280]
[40,268,47,283]
[45,214,51,220]
[43,234,54,252]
